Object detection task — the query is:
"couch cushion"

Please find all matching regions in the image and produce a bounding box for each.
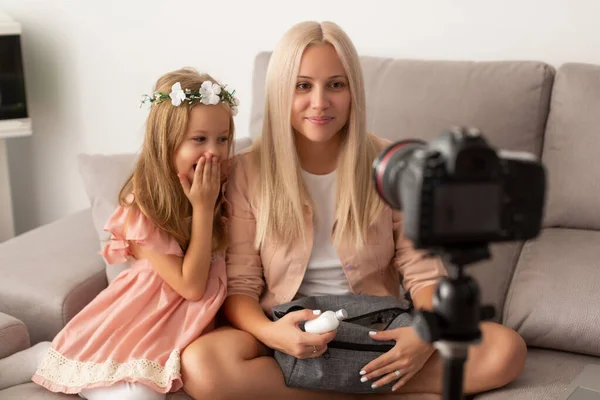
[503,228,600,356]
[467,241,524,323]
[77,152,138,282]
[0,383,74,399]
[475,348,600,400]
[0,383,195,399]
[360,58,554,156]
[250,52,555,319]
[542,63,600,230]
[1,351,595,400]
[0,312,30,359]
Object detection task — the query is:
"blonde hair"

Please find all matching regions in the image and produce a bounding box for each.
[119,68,235,253]
[253,21,383,249]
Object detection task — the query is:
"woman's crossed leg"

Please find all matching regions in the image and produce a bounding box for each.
[181,322,525,400]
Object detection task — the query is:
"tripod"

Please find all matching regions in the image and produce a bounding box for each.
[412,245,496,400]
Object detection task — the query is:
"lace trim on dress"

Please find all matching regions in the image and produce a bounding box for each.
[34,347,180,390]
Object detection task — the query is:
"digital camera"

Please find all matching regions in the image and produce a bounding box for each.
[372,127,546,249]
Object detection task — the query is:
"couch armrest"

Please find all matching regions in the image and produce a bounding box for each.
[0,312,30,358]
[0,208,107,344]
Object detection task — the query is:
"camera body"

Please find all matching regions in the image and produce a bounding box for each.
[373,127,546,249]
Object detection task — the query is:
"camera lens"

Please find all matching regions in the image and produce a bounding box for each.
[372,139,426,209]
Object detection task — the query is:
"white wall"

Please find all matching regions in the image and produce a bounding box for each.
[1,0,600,234]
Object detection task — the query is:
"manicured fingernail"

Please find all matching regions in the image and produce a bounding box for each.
[359,370,366,375]
[360,376,368,383]
[392,387,397,392]
[369,331,377,336]
[371,383,378,389]
[313,310,321,315]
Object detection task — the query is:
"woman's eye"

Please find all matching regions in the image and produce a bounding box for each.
[330,81,345,89]
[193,137,206,143]
[218,137,229,143]
[296,82,311,90]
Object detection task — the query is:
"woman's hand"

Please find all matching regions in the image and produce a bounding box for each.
[360,327,435,391]
[178,154,221,210]
[261,309,337,359]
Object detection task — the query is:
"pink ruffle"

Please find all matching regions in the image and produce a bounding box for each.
[100,205,184,264]
[101,177,230,265]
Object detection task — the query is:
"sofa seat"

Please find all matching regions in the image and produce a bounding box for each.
[476,348,600,399]
[4,349,597,400]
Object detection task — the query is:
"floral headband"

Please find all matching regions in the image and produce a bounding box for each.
[140,81,239,116]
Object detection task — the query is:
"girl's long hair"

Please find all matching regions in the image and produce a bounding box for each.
[119,68,235,252]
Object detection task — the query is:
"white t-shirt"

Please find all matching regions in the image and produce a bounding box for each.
[296,169,352,297]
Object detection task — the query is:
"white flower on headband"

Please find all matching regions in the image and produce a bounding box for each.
[139,80,239,115]
[200,81,222,105]
[169,83,187,106]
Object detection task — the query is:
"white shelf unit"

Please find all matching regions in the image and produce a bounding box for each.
[0,11,31,242]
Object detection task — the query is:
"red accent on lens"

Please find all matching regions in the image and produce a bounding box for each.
[375,140,422,198]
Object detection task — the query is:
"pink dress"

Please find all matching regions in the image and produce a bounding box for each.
[32,204,227,394]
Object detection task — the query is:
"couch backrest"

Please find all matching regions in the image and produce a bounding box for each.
[542,63,600,230]
[250,53,555,156]
[249,52,555,320]
[503,63,600,357]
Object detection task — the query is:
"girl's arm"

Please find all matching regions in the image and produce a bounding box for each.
[132,154,221,301]
[130,207,214,301]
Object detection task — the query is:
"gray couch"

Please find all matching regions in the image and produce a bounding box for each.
[1,52,599,399]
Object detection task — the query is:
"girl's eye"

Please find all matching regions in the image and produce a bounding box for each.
[296,82,311,90]
[193,137,206,143]
[218,137,229,143]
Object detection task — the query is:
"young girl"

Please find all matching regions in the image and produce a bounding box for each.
[0,68,239,399]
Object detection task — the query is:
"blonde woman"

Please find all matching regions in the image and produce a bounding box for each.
[181,21,526,400]
[0,68,238,400]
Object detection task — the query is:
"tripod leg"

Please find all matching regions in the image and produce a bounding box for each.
[442,356,466,400]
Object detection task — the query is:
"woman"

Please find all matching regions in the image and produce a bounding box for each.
[180,20,526,400]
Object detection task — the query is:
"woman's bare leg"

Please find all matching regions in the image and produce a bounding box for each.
[181,322,525,400]
[181,326,360,400]
[381,322,527,396]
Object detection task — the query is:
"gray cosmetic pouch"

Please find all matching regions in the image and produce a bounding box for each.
[271,294,413,393]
